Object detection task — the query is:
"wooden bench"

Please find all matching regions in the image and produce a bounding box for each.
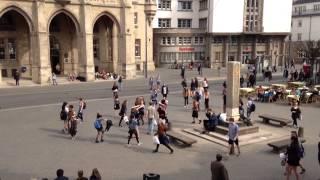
[166,131,197,147]
[268,138,306,152]
[259,114,292,127]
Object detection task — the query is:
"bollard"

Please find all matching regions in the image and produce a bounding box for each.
[298,127,304,138]
[143,173,160,180]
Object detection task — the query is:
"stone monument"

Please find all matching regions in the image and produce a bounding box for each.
[226,61,240,121]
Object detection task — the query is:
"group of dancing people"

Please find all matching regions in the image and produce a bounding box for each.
[59,80,174,154]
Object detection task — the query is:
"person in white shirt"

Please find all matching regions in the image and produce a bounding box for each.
[147,102,157,135]
[246,97,253,119]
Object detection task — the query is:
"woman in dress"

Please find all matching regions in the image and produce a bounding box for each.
[286,136,301,180]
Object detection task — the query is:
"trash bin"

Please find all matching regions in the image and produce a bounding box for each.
[298,127,304,138]
[143,173,160,180]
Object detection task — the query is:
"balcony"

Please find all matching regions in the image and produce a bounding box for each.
[292,9,320,17]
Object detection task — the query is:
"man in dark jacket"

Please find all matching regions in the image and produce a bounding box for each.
[14,71,20,86]
[55,169,69,180]
[211,154,229,180]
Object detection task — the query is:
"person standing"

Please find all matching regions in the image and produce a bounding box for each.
[112,82,119,98]
[118,75,123,91]
[246,97,254,119]
[194,77,199,88]
[181,78,187,89]
[181,65,185,79]
[114,94,120,115]
[68,105,78,140]
[203,77,209,91]
[161,83,169,99]
[94,113,104,143]
[77,98,85,122]
[240,75,244,88]
[118,100,127,127]
[222,82,227,113]
[190,78,196,96]
[147,102,156,135]
[14,71,20,86]
[183,86,189,108]
[318,140,320,167]
[89,168,101,180]
[156,74,161,90]
[60,102,69,133]
[211,154,229,180]
[204,89,210,110]
[153,120,174,154]
[291,102,301,128]
[55,169,69,180]
[286,136,301,180]
[227,118,240,156]
[52,73,58,86]
[150,89,158,106]
[198,63,202,76]
[127,114,142,146]
[149,76,154,90]
[191,99,200,124]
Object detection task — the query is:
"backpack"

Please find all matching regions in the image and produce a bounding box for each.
[250,103,256,112]
[83,101,87,109]
[195,91,201,101]
[94,119,102,129]
[60,110,67,120]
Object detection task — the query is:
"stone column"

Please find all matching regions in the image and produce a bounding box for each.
[112,25,119,73]
[226,61,240,121]
[0,64,2,83]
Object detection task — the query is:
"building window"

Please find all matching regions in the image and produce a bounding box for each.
[215,52,221,62]
[298,20,302,27]
[194,52,205,60]
[134,12,138,24]
[297,33,302,41]
[158,0,171,10]
[178,37,183,45]
[93,38,99,59]
[178,1,192,11]
[178,19,192,28]
[0,39,4,59]
[314,4,320,11]
[161,37,166,45]
[183,37,192,45]
[171,37,176,45]
[158,18,171,28]
[160,52,176,63]
[8,38,16,59]
[178,52,193,62]
[135,39,141,57]
[199,0,208,10]
[194,37,199,44]
[199,18,207,29]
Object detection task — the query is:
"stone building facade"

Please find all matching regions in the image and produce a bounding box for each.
[153,0,292,70]
[0,0,156,84]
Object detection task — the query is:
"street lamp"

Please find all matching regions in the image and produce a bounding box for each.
[145,16,148,79]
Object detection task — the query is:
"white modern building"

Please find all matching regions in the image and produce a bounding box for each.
[153,0,292,69]
[288,0,320,63]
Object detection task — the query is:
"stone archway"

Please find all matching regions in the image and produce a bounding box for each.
[48,11,79,75]
[92,13,120,74]
[0,8,32,79]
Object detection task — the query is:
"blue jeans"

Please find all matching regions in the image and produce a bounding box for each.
[148,118,156,135]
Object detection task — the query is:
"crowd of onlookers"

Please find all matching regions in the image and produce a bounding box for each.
[30,168,102,180]
[95,70,118,80]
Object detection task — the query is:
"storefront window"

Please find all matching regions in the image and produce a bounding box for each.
[0,39,5,59]
[8,38,16,59]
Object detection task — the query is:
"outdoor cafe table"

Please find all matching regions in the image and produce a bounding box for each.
[288,82,305,88]
[315,85,320,91]
[240,88,255,97]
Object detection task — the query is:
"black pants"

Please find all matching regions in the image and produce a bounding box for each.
[184,97,188,106]
[292,117,298,126]
[119,115,124,126]
[154,143,173,152]
[128,129,139,144]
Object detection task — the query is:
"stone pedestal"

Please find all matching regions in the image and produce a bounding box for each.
[226,61,240,121]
